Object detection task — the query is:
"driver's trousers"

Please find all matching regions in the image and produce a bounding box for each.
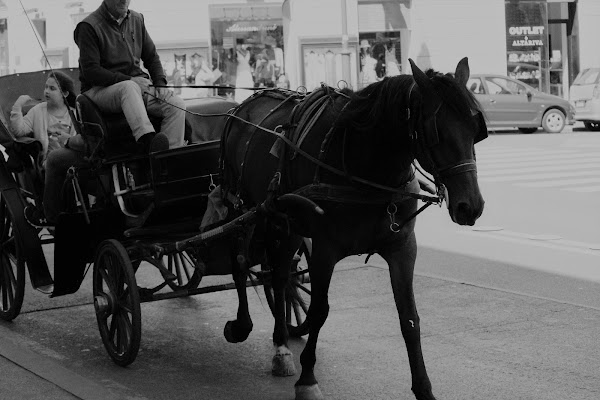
[83,80,186,148]
[43,147,87,223]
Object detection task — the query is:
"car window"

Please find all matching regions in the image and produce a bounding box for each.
[467,78,484,94]
[573,68,600,85]
[485,77,527,95]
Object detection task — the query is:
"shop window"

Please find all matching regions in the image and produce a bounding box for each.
[156,44,211,100]
[209,4,284,103]
[0,18,8,76]
[358,32,401,89]
[505,1,548,92]
[301,41,358,92]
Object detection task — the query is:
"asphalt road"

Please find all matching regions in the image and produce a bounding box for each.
[1,126,599,400]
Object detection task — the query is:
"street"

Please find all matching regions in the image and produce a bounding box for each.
[1,127,600,400]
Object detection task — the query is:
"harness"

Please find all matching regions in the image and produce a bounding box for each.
[223,80,483,234]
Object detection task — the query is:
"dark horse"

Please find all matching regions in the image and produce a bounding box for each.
[221,58,486,400]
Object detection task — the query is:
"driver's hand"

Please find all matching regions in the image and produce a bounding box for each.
[130,76,151,95]
[154,86,174,102]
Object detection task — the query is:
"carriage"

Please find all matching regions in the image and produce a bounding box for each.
[0,68,313,367]
[1,58,488,400]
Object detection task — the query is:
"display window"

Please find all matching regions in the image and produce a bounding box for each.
[209,5,284,103]
[505,0,548,92]
[357,32,401,89]
[301,42,358,92]
[0,18,8,76]
[156,46,212,100]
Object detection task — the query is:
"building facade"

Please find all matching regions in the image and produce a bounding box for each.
[0,0,598,100]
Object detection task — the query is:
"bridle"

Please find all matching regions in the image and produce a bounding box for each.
[411,88,487,188]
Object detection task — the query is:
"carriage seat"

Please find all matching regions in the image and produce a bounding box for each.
[76,94,162,157]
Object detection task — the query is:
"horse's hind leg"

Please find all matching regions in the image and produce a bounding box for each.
[269,234,302,377]
[381,230,437,400]
[224,237,253,343]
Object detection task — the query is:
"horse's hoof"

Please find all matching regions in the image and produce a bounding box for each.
[412,385,437,400]
[271,347,296,376]
[295,384,324,400]
[223,320,252,343]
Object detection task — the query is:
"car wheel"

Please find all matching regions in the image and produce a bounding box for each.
[518,127,538,134]
[541,109,565,133]
[584,122,600,131]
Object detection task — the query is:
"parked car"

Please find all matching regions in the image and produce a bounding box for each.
[569,67,600,131]
[467,74,574,133]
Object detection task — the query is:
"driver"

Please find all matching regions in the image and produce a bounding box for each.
[25,0,187,230]
[74,0,186,152]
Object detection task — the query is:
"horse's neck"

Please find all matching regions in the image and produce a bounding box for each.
[342,126,414,187]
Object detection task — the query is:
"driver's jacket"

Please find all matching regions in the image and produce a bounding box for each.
[74,2,167,93]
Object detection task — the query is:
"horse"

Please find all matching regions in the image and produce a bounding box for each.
[220,57,487,400]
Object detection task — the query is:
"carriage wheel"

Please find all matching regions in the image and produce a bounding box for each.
[93,239,141,367]
[263,238,312,338]
[0,193,25,321]
[165,250,203,291]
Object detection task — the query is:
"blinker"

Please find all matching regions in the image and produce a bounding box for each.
[474,112,488,144]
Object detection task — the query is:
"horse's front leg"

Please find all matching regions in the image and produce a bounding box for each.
[269,234,303,377]
[380,230,437,400]
[295,243,337,400]
[224,235,253,343]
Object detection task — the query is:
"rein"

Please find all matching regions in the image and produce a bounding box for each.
[225,107,442,205]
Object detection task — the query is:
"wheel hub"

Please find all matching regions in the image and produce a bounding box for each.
[94,292,115,317]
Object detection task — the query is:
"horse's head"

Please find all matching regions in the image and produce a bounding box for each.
[410,57,486,226]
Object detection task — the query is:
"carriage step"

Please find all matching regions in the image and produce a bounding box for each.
[124,218,203,238]
[35,284,54,295]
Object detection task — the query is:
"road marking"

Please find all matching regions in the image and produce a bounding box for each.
[563,185,600,193]
[478,156,600,168]
[515,177,600,188]
[478,163,600,177]
[480,170,598,183]
[460,228,600,255]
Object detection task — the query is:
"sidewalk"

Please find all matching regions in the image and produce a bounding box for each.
[0,324,120,400]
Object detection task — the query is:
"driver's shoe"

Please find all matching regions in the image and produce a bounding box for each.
[24,205,55,229]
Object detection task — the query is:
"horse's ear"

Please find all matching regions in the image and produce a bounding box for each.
[409,58,434,94]
[409,58,440,116]
[454,57,470,87]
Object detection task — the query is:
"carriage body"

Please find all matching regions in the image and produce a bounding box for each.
[0,70,312,367]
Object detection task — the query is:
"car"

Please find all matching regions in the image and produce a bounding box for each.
[467,73,575,133]
[569,67,600,131]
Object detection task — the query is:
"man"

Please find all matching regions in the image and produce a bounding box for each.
[74,0,186,152]
[24,0,185,229]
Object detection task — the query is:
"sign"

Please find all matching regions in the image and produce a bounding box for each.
[505,1,548,51]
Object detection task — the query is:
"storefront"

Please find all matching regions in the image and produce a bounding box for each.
[2,0,599,103]
[357,1,409,88]
[209,3,285,102]
[505,0,578,98]
[0,17,8,76]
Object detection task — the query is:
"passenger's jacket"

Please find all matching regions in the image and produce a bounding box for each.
[74,2,167,93]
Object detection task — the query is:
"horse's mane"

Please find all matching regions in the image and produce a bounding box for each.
[336,75,415,135]
[336,69,482,134]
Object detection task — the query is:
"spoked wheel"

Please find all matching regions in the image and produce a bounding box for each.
[93,239,141,366]
[263,238,312,338]
[0,193,25,321]
[164,250,203,291]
